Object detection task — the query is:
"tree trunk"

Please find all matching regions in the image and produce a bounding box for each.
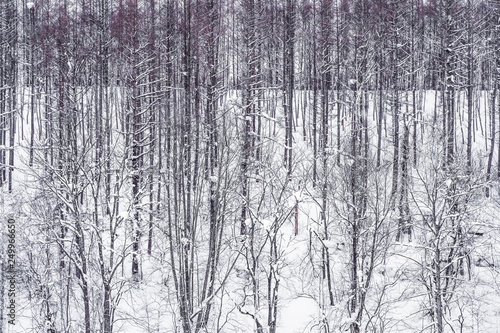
[283,0,294,177]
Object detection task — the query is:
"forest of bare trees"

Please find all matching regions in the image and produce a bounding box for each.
[2,0,500,332]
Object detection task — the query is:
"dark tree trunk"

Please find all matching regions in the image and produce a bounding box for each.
[283,0,294,177]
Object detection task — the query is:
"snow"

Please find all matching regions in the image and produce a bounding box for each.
[278,297,319,332]
[7,70,500,333]
[322,239,337,249]
[26,2,35,9]
[260,218,273,230]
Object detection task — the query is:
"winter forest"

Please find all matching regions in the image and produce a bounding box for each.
[3,0,500,332]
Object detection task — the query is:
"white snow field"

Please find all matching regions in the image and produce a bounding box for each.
[3,87,500,333]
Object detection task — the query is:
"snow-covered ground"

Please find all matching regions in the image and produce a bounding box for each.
[4,88,500,333]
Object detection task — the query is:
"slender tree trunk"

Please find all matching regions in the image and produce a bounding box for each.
[312,34,318,186]
[195,0,222,330]
[486,89,496,197]
[391,43,400,205]
[467,0,474,171]
[376,53,383,168]
[28,6,35,167]
[320,0,334,306]
[397,117,411,242]
[283,0,294,177]
[434,244,444,333]
[6,0,16,193]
